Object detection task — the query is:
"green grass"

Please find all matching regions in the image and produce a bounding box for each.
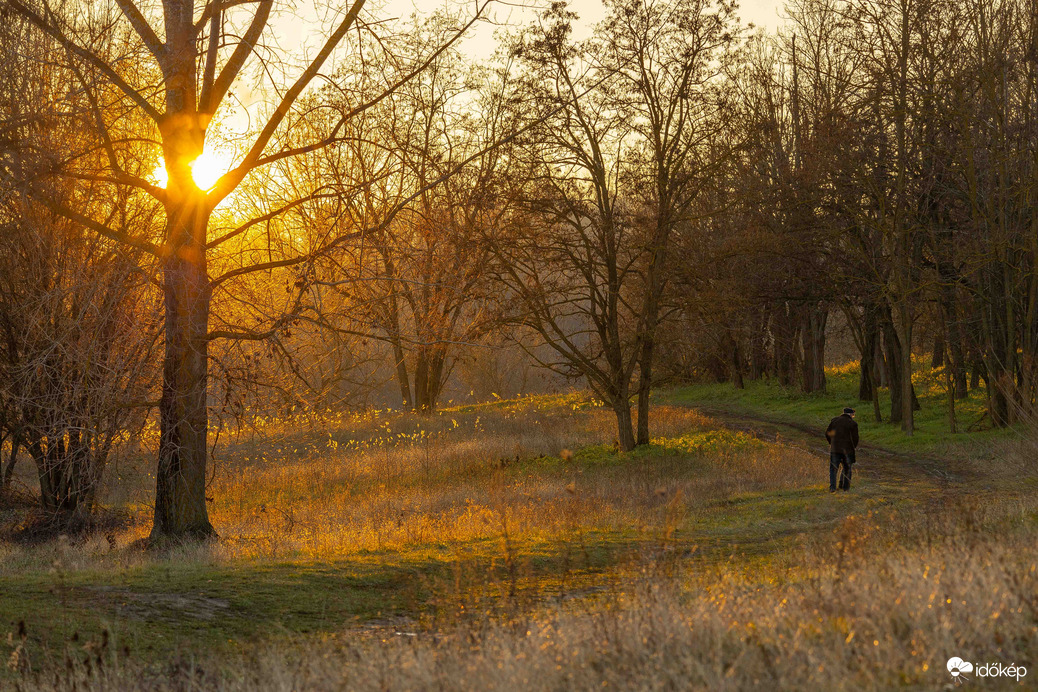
[3,384,1032,688]
[1,557,419,661]
[665,359,1013,458]
[0,538,638,667]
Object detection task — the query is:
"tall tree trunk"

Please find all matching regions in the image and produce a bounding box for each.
[391,338,412,410]
[884,319,903,424]
[876,336,889,388]
[859,304,879,402]
[635,243,667,446]
[801,308,816,393]
[800,303,827,393]
[731,337,745,390]
[149,4,217,541]
[382,255,411,409]
[980,277,1011,427]
[898,300,915,434]
[939,275,969,399]
[612,387,636,452]
[635,333,655,446]
[1,437,19,491]
[413,347,430,412]
[871,364,883,423]
[773,303,798,387]
[750,315,767,380]
[419,349,447,413]
[931,328,945,368]
[151,199,216,541]
[883,306,919,422]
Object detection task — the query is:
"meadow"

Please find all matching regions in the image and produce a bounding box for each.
[1,369,1036,690]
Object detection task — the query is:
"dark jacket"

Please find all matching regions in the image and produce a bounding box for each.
[826,414,859,455]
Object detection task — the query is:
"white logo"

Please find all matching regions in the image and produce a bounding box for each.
[947,656,1027,684]
[947,657,974,683]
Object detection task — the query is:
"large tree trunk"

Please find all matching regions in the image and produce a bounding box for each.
[749,315,768,380]
[773,303,798,387]
[931,328,945,368]
[730,335,745,390]
[612,388,636,452]
[1,436,19,491]
[979,273,1012,428]
[148,6,216,541]
[413,347,430,412]
[426,350,446,411]
[800,303,827,393]
[381,256,412,409]
[883,305,920,424]
[635,334,655,446]
[939,277,969,399]
[876,336,889,388]
[859,304,879,402]
[413,348,446,413]
[391,338,412,410]
[935,271,969,399]
[635,239,668,446]
[152,200,216,541]
[897,300,914,434]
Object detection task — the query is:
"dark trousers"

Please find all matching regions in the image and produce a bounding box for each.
[830,452,853,491]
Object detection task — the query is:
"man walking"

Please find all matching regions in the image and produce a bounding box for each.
[826,407,859,492]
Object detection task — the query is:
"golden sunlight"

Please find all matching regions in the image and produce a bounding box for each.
[191,150,232,190]
[150,148,234,191]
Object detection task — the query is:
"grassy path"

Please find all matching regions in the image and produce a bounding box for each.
[687,404,963,484]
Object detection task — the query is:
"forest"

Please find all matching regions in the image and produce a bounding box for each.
[0,0,1035,689]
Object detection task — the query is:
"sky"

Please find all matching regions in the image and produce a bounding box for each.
[214,0,787,160]
[402,0,789,60]
[271,0,788,63]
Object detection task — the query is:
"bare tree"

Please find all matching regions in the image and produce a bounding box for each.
[599,0,740,444]
[491,5,644,450]
[3,0,490,539]
[0,11,158,510]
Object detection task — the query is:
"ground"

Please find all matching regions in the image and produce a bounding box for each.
[1,365,1036,690]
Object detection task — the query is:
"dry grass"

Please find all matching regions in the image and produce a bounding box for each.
[3,393,1036,690]
[21,495,1038,691]
[3,399,804,567]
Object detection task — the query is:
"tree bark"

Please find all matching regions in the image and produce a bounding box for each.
[731,335,745,390]
[750,315,768,380]
[883,306,919,423]
[635,332,655,446]
[1,437,19,491]
[940,279,969,399]
[859,304,878,401]
[801,303,827,393]
[931,328,945,368]
[413,347,430,412]
[391,338,412,410]
[898,301,914,434]
[773,304,798,387]
[151,198,215,541]
[612,388,636,452]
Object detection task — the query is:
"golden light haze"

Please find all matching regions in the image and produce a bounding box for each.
[151,149,235,191]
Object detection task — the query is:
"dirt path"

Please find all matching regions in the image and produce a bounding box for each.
[688,405,965,488]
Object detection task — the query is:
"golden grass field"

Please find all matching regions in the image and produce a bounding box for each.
[1,387,1036,690]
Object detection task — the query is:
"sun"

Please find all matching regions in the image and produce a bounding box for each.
[150,148,234,191]
[190,150,232,190]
